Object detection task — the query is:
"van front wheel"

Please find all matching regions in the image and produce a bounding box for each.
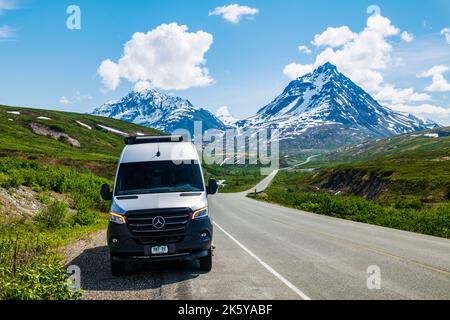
[110,255,126,277]
[199,249,212,271]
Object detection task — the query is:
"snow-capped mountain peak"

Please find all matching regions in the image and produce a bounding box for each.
[238,62,439,150]
[92,89,227,135]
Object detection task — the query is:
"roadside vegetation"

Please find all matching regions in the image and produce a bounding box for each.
[0,105,164,299]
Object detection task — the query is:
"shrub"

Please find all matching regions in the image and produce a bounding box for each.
[393,196,423,210]
[71,210,97,226]
[6,170,25,189]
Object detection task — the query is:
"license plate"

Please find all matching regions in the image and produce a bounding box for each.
[151,245,168,255]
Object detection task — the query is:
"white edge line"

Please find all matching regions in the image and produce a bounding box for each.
[213,221,312,300]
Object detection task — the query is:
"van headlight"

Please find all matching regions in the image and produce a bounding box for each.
[192,207,209,220]
[110,212,126,224]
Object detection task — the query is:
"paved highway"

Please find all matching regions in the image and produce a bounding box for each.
[67,174,450,300]
[209,192,450,299]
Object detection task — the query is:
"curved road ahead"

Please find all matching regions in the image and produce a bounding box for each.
[67,175,450,300]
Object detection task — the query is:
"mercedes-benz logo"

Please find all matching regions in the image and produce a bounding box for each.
[152,216,165,229]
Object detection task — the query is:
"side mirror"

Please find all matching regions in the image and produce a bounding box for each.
[100,183,113,201]
[207,178,218,195]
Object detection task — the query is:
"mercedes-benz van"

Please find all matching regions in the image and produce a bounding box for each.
[100,135,217,276]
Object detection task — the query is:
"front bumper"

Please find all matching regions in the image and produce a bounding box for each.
[107,217,213,262]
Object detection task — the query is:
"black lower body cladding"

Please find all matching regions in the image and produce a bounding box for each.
[107,217,213,262]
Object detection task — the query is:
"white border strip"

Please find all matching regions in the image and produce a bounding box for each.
[213,222,312,300]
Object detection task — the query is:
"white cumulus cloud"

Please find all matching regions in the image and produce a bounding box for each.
[0,25,14,39]
[390,103,450,125]
[59,92,92,106]
[209,4,259,24]
[298,45,312,54]
[98,23,214,91]
[441,27,450,44]
[417,65,450,92]
[374,85,430,104]
[0,1,19,40]
[312,26,357,47]
[0,0,18,15]
[98,59,120,91]
[283,63,314,80]
[59,96,70,106]
[134,80,151,92]
[417,65,449,78]
[282,14,429,106]
[401,31,415,42]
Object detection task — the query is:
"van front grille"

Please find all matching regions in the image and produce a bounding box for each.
[125,208,191,237]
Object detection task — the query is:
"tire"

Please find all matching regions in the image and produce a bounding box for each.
[199,249,212,271]
[110,255,126,277]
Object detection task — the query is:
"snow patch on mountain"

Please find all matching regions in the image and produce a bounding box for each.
[97,124,128,137]
[215,106,239,126]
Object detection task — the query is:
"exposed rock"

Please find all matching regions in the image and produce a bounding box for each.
[0,186,44,217]
[0,186,72,218]
[318,169,390,200]
[30,122,81,147]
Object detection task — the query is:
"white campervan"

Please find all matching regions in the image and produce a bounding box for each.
[100,135,217,276]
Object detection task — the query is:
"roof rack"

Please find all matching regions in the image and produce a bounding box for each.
[124,135,187,145]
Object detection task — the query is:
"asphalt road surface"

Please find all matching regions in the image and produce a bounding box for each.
[66,174,450,300]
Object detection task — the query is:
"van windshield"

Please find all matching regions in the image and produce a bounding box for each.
[115,161,204,195]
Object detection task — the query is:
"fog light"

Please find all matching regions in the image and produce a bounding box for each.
[112,238,119,244]
[200,233,207,239]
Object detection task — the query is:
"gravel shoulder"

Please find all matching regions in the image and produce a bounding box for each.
[62,230,194,300]
[61,227,300,300]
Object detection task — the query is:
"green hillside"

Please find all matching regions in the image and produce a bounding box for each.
[311,126,450,203]
[314,126,450,166]
[0,105,162,177]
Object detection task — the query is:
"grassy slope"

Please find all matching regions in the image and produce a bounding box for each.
[256,127,450,238]
[314,126,450,203]
[309,126,450,171]
[0,105,162,177]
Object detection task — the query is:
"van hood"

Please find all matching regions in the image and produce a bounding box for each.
[112,192,207,212]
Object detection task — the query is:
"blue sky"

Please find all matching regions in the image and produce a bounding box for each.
[0,0,449,124]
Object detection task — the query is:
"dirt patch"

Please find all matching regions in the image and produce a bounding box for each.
[30,122,81,147]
